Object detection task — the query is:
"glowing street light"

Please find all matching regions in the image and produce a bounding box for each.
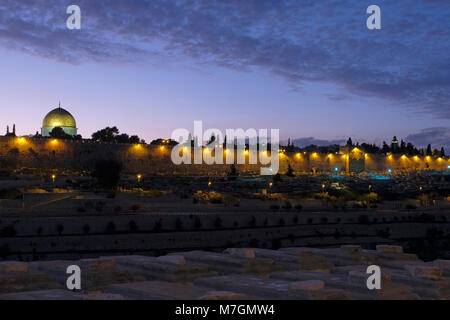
[17,137,26,144]
[137,174,142,182]
[51,174,56,182]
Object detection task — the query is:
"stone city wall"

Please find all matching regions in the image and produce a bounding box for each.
[0,136,448,175]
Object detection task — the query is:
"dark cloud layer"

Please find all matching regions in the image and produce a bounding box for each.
[0,0,449,118]
[405,127,450,152]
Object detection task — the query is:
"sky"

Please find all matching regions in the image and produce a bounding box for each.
[0,0,449,151]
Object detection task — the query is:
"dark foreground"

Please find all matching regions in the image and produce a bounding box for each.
[0,244,449,300]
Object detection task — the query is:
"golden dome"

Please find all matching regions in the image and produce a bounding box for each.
[42,107,76,128]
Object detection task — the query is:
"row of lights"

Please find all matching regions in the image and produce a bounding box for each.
[16,137,59,145]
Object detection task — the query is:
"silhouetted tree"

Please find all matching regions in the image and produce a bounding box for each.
[346,137,353,147]
[50,127,73,139]
[92,126,144,144]
[286,163,295,177]
[381,141,390,153]
[92,159,123,190]
[426,144,432,156]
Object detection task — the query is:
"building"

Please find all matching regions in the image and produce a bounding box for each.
[41,104,77,137]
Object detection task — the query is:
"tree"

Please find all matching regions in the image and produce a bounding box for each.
[381,141,390,153]
[440,147,445,157]
[92,126,119,142]
[92,159,123,190]
[91,127,143,144]
[346,137,353,148]
[150,139,177,146]
[286,163,295,177]
[50,127,74,140]
[228,164,238,180]
[426,144,432,156]
[400,140,406,153]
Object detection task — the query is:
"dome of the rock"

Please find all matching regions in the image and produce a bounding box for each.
[41,106,77,137]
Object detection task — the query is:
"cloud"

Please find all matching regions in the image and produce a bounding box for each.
[0,1,449,117]
[291,137,346,147]
[405,127,450,151]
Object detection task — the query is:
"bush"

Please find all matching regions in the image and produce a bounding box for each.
[56,224,64,235]
[0,225,17,237]
[106,222,116,234]
[95,201,105,213]
[210,198,223,204]
[193,216,202,230]
[248,216,257,227]
[359,215,370,224]
[282,201,292,210]
[83,224,90,234]
[214,217,222,229]
[154,219,162,232]
[175,218,183,230]
[270,204,280,211]
[129,220,139,232]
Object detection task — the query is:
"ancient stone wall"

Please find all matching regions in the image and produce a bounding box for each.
[0,136,448,175]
